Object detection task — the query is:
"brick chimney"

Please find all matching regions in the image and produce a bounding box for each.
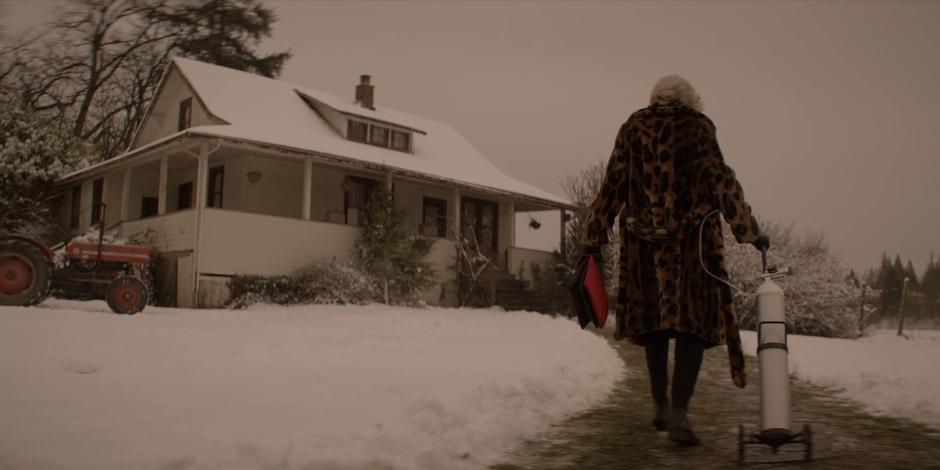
[355,74,374,110]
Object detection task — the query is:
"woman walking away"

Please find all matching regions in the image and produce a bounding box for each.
[583,75,769,446]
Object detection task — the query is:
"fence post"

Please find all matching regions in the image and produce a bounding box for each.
[858,283,867,331]
[897,277,910,337]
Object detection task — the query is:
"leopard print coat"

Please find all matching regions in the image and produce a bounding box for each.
[585,104,761,388]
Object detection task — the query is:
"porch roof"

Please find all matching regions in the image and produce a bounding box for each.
[60,57,573,211]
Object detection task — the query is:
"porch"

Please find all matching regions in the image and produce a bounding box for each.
[56,138,567,308]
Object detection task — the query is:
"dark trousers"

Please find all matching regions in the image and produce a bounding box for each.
[644,332,706,410]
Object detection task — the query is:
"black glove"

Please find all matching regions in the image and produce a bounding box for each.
[582,245,604,267]
[752,235,770,252]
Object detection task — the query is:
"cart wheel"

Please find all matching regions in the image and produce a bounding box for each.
[738,424,746,464]
[106,275,149,314]
[0,241,50,307]
[803,423,813,462]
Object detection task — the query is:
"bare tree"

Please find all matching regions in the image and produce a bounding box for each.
[1,0,291,160]
[560,160,620,294]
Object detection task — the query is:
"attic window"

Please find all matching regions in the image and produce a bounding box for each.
[369,125,389,146]
[178,97,192,131]
[348,120,367,143]
[391,130,410,151]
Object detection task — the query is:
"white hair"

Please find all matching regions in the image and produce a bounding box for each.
[649,75,703,112]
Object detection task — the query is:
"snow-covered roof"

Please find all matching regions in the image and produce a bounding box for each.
[165,57,569,207]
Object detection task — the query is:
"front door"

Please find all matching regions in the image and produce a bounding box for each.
[461,197,499,258]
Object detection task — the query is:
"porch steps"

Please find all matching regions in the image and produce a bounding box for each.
[488,268,557,313]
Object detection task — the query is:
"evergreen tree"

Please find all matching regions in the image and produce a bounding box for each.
[905,260,920,289]
[151,0,291,78]
[0,101,92,239]
[921,252,940,301]
[878,254,905,312]
[354,176,435,305]
[846,268,860,288]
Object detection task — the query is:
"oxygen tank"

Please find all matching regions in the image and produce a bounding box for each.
[755,274,792,447]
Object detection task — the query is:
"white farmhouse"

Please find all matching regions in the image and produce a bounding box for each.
[53,57,571,308]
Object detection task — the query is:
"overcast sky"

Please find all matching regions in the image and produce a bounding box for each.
[3,0,938,274]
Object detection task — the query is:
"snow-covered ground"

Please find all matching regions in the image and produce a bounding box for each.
[741,329,940,430]
[0,300,624,470]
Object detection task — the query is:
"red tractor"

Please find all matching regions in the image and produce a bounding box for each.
[0,233,151,315]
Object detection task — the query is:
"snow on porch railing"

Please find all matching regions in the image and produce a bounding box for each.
[118,209,197,253]
[506,246,557,287]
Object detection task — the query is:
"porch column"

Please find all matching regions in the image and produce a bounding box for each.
[302,158,313,220]
[120,167,131,221]
[192,144,209,308]
[508,200,515,250]
[195,149,208,209]
[157,154,168,215]
[560,209,567,260]
[452,187,461,238]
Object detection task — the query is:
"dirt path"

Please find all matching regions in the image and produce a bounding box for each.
[494,334,940,469]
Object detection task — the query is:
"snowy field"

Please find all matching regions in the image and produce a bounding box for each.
[0,300,623,470]
[741,329,940,430]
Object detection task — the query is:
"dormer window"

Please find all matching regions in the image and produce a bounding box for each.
[348,120,368,143]
[346,119,412,153]
[178,97,192,131]
[369,125,389,146]
[391,130,410,151]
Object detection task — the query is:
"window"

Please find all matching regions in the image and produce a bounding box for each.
[369,125,389,147]
[90,178,104,225]
[178,97,192,131]
[177,181,193,210]
[422,197,448,237]
[141,197,158,219]
[346,118,411,153]
[391,130,410,152]
[343,176,378,227]
[207,166,224,208]
[347,119,368,143]
[70,185,81,229]
[460,197,499,255]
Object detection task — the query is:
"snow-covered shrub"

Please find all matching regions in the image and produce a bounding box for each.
[292,261,377,305]
[724,220,862,338]
[725,223,862,338]
[227,260,375,308]
[0,101,92,240]
[228,275,305,308]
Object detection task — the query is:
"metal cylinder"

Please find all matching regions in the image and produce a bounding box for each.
[756,277,791,442]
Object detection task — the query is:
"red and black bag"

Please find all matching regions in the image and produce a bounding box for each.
[567,254,609,329]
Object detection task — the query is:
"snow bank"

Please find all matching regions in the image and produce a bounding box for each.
[741,329,940,430]
[0,300,623,470]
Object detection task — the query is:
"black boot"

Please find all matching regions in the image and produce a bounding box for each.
[644,336,670,431]
[653,401,669,431]
[668,406,701,446]
[669,334,705,446]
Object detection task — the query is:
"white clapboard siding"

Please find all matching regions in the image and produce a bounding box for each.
[506,246,558,287]
[118,210,196,253]
[200,209,361,276]
[420,237,457,305]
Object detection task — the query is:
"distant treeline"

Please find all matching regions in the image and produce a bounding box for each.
[858,253,940,326]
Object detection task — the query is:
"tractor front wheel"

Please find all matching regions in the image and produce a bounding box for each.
[0,241,51,306]
[106,275,149,315]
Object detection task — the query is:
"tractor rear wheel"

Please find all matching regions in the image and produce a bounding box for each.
[105,275,149,315]
[0,241,51,306]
